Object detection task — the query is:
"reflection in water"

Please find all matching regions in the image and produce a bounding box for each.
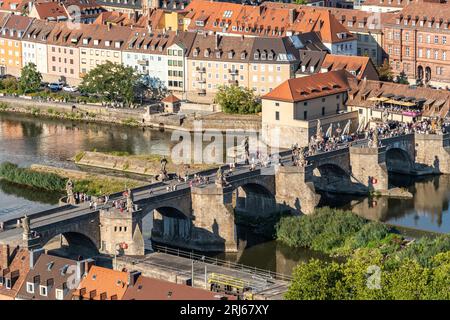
[327,174,450,234]
[1,113,450,275]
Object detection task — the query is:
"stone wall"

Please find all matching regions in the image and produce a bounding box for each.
[415,133,450,174]
[349,146,389,191]
[274,165,320,215]
[190,186,238,253]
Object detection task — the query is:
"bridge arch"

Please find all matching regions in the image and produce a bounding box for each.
[312,163,353,192]
[41,231,99,257]
[385,147,414,174]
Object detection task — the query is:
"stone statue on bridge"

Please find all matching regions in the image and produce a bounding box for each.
[372,128,379,148]
[66,179,76,205]
[215,167,226,187]
[159,157,169,181]
[126,188,134,213]
[21,214,31,242]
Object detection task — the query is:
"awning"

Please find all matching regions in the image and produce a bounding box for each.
[368,97,389,102]
[384,99,416,107]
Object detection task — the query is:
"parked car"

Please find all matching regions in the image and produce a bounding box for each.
[62,85,78,92]
[48,82,63,91]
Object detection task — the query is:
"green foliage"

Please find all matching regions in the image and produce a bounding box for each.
[392,235,450,267]
[79,61,140,107]
[276,207,367,252]
[285,259,344,300]
[377,59,394,82]
[0,162,66,191]
[286,248,450,300]
[1,77,19,94]
[293,0,308,4]
[121,118,139,126]
[0,102,8,111]
[395,70,409,85]
[74,151,86,163]
[19,63,42,94]
[214,85,261,114]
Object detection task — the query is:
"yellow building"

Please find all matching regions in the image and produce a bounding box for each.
[0,14,32,76]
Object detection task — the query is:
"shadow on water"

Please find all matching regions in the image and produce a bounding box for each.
[0,179,62,205]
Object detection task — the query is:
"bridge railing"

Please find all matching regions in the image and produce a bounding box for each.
[152,244,293,283]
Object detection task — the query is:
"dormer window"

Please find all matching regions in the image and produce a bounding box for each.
[228,51,234,59]
[193,49,198,57]
[216,51,221,59]
[105,41,110,47]
[254,51,259,60]
[261,51,267,60]
[268,52,274,60]
[82,38,88,45]
[204,49,209,57]
[93,39,99,46]
[241,52,246,59]
[115,41,121,48]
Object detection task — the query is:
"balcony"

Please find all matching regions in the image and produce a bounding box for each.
[196,66,206,73]
[228,79,238,85]
[197,88,206,95]
[137,59,148,66]
[228,69,238,75]
[196,77,206,84]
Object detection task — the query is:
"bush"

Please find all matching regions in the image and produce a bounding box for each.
[276,207,366,252]
[0,162,67,191]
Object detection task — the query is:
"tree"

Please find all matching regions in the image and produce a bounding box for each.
[377,59,394,82]
[294,0,308,4]
[285,259,344,300]
[214,85,261,114]
[395,71,409,85]
[19,63,42,94]
[136,75,168,102]
[79,61,140,107]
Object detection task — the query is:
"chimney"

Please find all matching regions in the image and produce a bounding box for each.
[1,244,10,269]
[288,9,295,24]
[215,33,220,50]
[76,258,94,281]
[29,248,44,270]
[127,270,141,287]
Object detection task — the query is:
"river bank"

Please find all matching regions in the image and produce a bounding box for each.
[0,162,145,196]
[74,151,217,177]
[0,96,261,132]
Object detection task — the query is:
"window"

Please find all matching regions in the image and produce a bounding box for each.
[55,289,64,300]
[40,285,48,297]
[275,111,279,121]
[26,282,34,294]
[322,107,325,116]
[303,111,307,120]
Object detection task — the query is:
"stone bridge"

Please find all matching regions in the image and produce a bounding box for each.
[1,133,450,254]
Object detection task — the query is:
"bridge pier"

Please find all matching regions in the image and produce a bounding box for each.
[190,185,238,253]
[99,207,145,256]
[415,133,450,174]
[274,165,320,215]
[349,146,389,191]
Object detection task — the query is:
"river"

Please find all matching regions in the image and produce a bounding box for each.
[0,112,449,275]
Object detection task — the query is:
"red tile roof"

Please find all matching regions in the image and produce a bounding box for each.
[162,94,181,103]
[0,245,30,300]
[262,69,354,103]
[123,275,236,300]
[182,0,355,44]
[73,266,129,300]
[33,2,68,20]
